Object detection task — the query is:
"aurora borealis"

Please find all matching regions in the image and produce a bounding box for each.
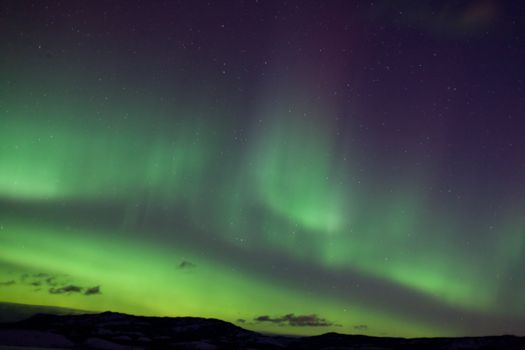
[1,0,525,337]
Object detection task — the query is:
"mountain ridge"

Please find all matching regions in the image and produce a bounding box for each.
[0,302,94,323]
[0,308,524,349]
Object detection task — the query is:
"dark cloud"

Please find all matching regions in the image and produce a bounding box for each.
[48,284,102,296]
[369,0,500,37]
[254,313,335,327]
[0,280,16,286]
[15,271,102,296]
[255,315,272,322]
[19,272,63,287]
[84,286,102,295]
[354,324,368,331]
[33,273,51,278]
[49,285,83,294]
[45,276,58,286]
[178,260,196,269]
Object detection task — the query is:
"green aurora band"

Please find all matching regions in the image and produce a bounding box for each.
[1,1,525,338]
[1,78,523,336]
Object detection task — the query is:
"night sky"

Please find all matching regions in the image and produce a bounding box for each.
[1,0,525,337]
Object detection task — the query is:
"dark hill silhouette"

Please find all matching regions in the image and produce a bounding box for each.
[0,310,524,349]
[0,301,92,323]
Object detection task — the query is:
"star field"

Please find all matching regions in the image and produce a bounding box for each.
[0,0,524,337]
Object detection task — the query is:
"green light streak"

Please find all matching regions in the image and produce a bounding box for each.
[0,218,443,337]
[0,78,523,337]
[250,117,348,233]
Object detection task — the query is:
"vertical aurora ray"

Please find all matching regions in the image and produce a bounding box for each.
[0,97,216,203]
[250,117,348,234]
